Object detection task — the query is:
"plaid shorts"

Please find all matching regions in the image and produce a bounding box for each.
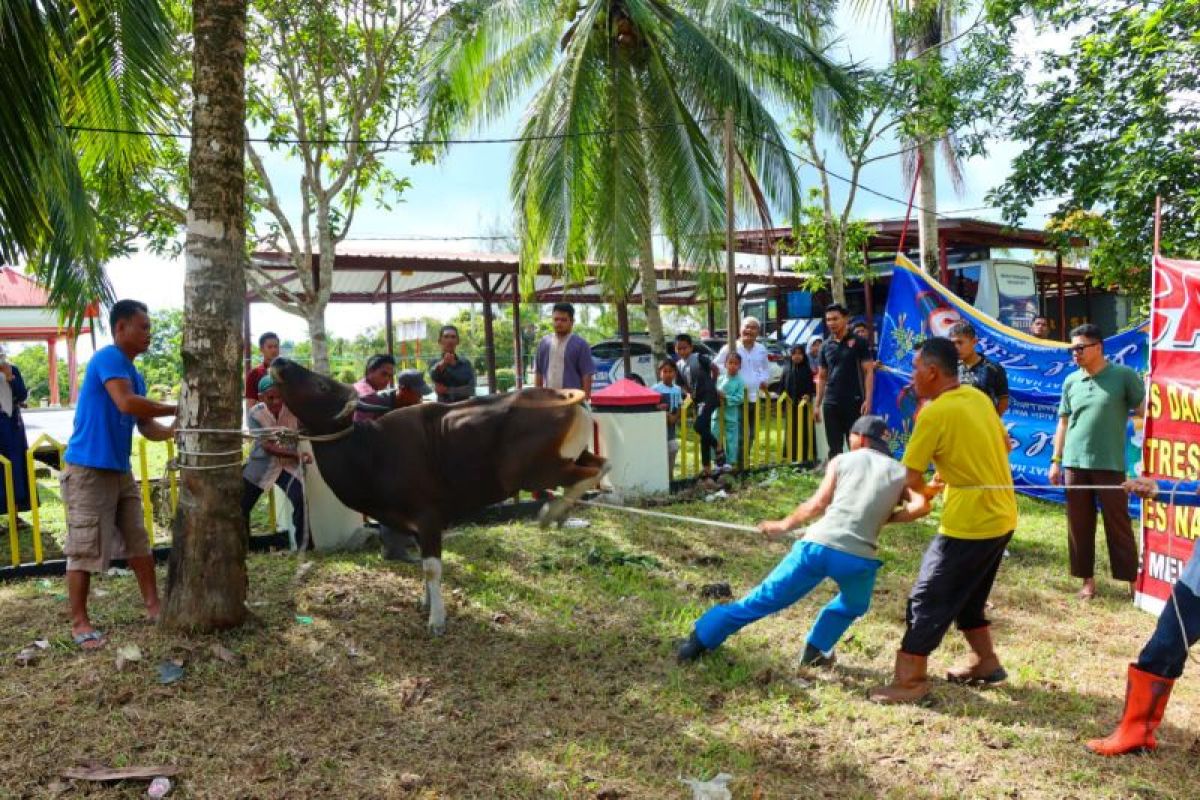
[60,463,150,573]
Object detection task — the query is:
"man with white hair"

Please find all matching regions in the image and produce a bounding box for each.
[715,317,772,466]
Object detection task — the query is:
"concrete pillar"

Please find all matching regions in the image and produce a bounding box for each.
[67,336,78,405]
[47,338,59,406]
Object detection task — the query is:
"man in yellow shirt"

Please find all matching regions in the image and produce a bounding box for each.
[872,337,1019,704]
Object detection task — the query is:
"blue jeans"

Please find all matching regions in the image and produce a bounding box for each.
[1137,580,1200,679]
[693,540,879,654]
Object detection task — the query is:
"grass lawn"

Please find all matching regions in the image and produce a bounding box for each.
[0,469,1196,798]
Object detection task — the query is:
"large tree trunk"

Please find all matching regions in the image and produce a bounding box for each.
[307,309,331,375]
[639,235,666,365]
[308,218,334,375]
[163,0,249,631]
[916,139,939,276]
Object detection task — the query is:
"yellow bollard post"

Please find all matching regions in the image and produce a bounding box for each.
[25,449,43,563]
[803,398,815,462]
[737,395,746,468]
[777,394,788,464]
[758,396,767,467]
[681,398,691,479]
[0,456,15,566]
[137,439,154,546]
[685,397,700,477]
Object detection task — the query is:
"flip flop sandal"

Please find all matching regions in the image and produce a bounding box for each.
[72,630,106,651]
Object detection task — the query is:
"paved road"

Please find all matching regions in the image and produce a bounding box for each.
[22,408,76,446]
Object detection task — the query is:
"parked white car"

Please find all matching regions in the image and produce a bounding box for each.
[589,335,717,389]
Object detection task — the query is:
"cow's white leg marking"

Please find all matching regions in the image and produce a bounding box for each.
[423,557,445,636]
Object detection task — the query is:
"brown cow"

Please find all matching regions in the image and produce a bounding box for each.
[269,357,609,634]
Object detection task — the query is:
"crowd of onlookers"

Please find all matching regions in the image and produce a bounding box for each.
[236,301,886,482]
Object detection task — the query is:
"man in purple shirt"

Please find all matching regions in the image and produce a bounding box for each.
[534,303,595,399]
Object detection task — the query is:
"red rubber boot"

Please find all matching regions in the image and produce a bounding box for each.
[1085,664,1174,756]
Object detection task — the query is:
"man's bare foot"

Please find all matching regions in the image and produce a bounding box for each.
[1077,579,1096,600]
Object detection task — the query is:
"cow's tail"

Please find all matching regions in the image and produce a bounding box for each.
[512,388,586,409]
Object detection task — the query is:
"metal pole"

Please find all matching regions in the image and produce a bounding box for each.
[481,275,498,393]
[1153,195,1162,257]
[1056,251,1067,341]
[384,271,394,359]
[724,108,738,338]
[618,300,631,378]
[938,231,950,287]
[511,276,523,389]
[863,243,875,331]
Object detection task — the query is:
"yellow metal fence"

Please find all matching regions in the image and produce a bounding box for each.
[3,436,280,569]
[675,394,816,480]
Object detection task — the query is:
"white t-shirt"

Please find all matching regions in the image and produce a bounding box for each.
[546,334,569,389]
[716,341,771,401]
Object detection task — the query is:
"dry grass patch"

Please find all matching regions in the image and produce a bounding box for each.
[0,469,1197,798]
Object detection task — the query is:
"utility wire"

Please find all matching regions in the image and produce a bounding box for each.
[62,118,720,147]
[338,191,1072,243]
[67,117,1068,227]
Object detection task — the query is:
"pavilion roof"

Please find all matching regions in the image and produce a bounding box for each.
[0,267,94,339]
[248,242,810,306]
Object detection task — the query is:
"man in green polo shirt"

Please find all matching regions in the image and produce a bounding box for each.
[1049,323,1145,600]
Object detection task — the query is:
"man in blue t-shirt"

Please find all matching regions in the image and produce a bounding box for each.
[61,300,177,650]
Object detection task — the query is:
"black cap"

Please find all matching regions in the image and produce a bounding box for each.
[850,414,891,454]
[396,369,432,396]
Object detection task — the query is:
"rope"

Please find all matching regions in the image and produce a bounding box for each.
[576,480,1196,666]
[175,447,245,458]
[574,498,760,534]
[957,484,1142,492]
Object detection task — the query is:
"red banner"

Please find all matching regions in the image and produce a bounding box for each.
[1135,255,1200,613]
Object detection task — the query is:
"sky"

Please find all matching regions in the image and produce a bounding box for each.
[81,8,1064,361]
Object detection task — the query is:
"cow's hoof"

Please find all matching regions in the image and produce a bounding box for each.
[537,503,556,529]
[428,621,446,637]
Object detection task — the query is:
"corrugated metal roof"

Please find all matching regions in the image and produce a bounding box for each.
[248,242,806,305]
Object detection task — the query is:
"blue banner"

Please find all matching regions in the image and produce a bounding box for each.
[872,256,1149,508]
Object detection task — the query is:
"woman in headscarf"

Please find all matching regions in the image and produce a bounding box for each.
[780,344,816,463]
[0,350,31,513]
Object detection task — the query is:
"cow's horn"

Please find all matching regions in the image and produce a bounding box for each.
[331,396,360,422]
[354,399,392,414]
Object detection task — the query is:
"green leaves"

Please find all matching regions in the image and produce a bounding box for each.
[0,0,174,325]
[420,0,854,300]
[988,0,1200,305]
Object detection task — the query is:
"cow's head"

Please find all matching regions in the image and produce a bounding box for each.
[270,357,360,434]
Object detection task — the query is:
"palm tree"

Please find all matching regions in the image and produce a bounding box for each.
[419,0,852,361]
[161,0,250,631]
[881,0,968,276]
[0,0,173,321]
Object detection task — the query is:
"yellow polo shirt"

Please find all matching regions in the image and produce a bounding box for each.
[902,386,1018,539]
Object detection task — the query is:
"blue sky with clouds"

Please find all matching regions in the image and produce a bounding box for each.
[100,9,1061,355]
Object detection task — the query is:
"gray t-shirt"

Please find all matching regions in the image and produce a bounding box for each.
[803,448,908,560]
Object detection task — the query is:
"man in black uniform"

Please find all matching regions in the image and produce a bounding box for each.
[949,321,1009,415]
[815,304,874,459]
